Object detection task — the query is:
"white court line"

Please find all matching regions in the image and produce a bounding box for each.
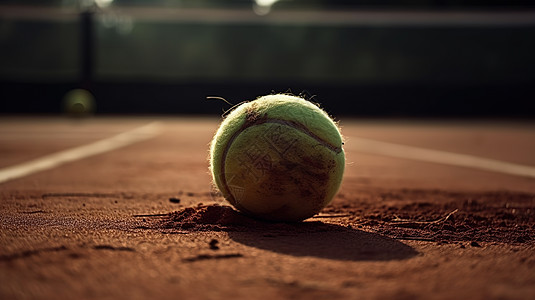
[0,122,161,184]
[345,136,535,179]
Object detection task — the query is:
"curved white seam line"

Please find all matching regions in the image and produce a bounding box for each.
[0,122,161,184]
[345,136,535,179]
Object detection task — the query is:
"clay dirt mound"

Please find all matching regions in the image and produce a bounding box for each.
[328,189,535,245]
[156,188,535,246]
[159,204,262,231]
[158,204,341,233]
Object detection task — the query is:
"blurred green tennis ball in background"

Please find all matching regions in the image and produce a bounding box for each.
[62,89,96,116]
[210,94,345,222]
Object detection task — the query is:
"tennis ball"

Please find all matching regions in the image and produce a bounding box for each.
[62,89,95,116]
[210,94,345,222]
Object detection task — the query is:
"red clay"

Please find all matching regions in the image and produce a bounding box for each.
[1,117,534,300]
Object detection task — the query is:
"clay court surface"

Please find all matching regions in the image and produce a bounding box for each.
[1,116,534,299]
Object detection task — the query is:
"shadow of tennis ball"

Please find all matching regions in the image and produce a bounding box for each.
[63,89,96,116]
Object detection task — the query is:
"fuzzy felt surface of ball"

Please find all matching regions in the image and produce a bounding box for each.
[210,94,345,222]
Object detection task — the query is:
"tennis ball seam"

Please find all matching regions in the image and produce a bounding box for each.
[218,113,343,208]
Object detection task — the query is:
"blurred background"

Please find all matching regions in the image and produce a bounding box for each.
[0,0,534,117]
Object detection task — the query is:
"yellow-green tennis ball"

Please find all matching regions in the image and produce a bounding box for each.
[210,94,345,222]
[62,89,95,116]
